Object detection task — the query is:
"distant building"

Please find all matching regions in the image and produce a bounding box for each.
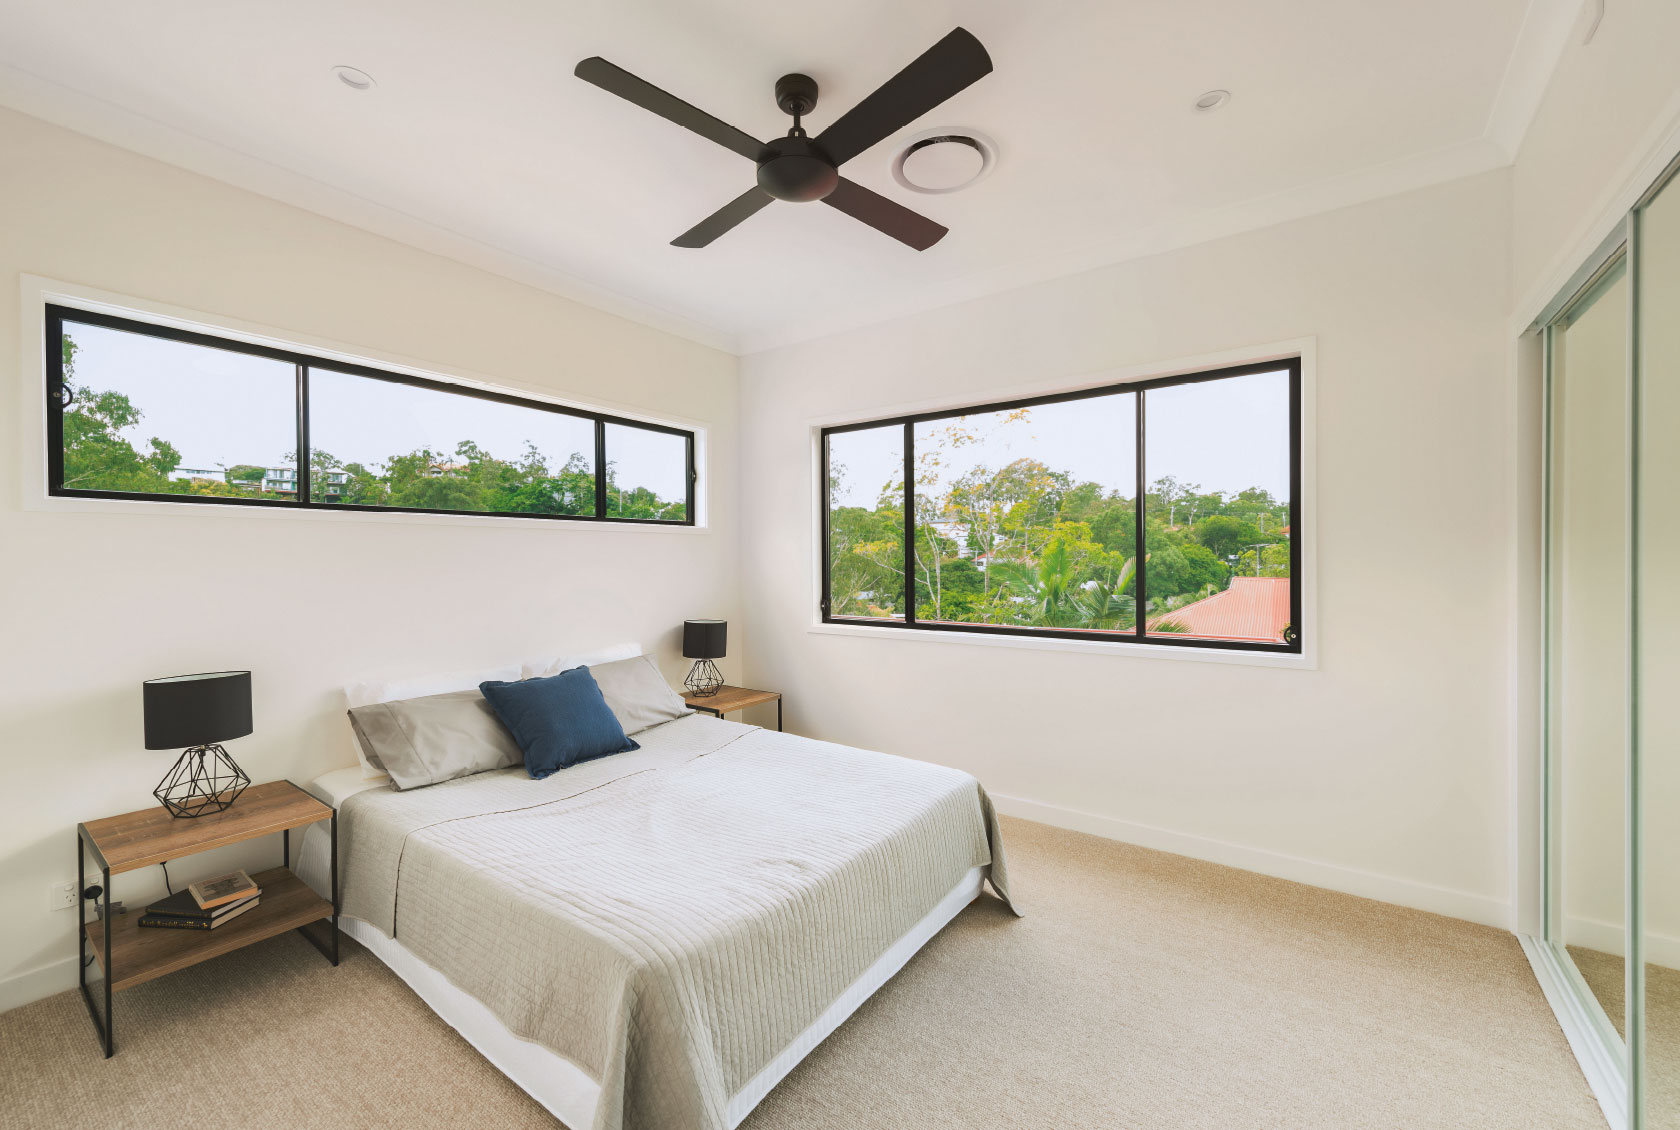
[167,467,225,483]
[249,467,349,497]
[262,467,297,495]
[317,470,349,499]
[1147,576,1290,643]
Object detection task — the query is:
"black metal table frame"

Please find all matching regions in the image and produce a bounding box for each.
[687,695,781,731]
[75,788,338,1059]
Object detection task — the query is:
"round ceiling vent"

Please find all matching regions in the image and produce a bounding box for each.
[891,129,996,195]
[332,65,377,91]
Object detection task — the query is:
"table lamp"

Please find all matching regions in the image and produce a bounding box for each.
[682,619,726,697]
[143,671,253,818]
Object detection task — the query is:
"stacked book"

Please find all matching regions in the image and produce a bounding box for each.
[138,870,261,931]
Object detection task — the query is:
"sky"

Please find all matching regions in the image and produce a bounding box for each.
[829,368,1291,509]
[66,321,687,501]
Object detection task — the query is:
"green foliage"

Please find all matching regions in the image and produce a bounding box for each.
[1145,543,1227,602]
[1191,514,1259,560]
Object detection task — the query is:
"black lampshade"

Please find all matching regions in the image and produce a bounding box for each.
[682,619,727,660]
[143,671,253,750]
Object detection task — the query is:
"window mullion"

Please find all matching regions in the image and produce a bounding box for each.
[1135,390,1147,643]
[903,420,916,626]
[594,418,607,519]
[297,363,311,506]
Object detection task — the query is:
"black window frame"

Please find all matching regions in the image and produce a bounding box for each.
[46,304,697,526]
[819,357,1303,655]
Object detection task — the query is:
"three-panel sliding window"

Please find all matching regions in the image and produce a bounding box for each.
[821,358,1302,653]
[45,305,695,524]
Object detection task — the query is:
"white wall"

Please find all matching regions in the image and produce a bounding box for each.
[740,171,1515,925]
[0,107,740,1008]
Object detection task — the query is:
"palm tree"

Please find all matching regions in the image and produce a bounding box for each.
[994,538,1139,630]
[1070,556,1137,629]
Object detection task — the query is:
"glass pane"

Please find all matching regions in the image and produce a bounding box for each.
[1547,258,1630,1040]
[308,370,596,515]
[911,395,1136,632]
[57,320,296,499]
[603,423,688,521]
[826,425,905,620]
[1142,371,1292,643]
[1639,172,1680,1128]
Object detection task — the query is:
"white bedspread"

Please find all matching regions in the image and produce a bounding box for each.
[336,715,1014,1130]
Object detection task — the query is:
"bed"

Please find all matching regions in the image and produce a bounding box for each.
[293,711,1014,1130]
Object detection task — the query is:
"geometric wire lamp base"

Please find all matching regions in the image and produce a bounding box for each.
[154,744,251,818]
[683,658,723,697]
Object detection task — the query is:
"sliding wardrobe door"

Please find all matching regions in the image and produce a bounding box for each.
[1547,253,1632,1042]
[1636,165,1680,1130]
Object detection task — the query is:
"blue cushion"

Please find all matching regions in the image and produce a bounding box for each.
[478,666,639,779]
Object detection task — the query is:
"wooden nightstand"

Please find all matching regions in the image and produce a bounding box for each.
[682,685,782,731]
[75,780,338,1057]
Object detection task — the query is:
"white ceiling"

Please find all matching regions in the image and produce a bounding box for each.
[0,0,1578,353]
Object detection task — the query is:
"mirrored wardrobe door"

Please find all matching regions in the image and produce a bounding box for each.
[1637,164,1680,1130]
[1548,252,1632,1043]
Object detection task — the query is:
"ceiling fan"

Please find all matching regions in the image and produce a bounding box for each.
[574,28,992,251]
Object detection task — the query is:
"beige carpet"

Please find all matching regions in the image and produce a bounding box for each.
[0,817,1603,1130]
[1570,946,1680,1128]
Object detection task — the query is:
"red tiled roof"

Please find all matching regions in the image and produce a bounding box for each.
[1149,577,1290,643]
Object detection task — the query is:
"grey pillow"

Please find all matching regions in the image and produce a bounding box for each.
[586,656,689,735]
[347,689,522,791]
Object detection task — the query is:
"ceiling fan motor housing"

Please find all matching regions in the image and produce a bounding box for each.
[757,135,839,202]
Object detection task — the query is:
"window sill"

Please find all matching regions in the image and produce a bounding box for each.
[806,620,1316,670]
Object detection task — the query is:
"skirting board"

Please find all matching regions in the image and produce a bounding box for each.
[0,954,77,1015]
[990,793,1511,929]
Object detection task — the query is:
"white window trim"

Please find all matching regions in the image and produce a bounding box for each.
[805,337,1319,671]
[19,274,712,533]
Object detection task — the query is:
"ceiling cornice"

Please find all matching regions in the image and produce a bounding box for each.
[1483,0,1582,161]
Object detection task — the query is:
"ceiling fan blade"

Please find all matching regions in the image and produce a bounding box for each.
[822,178,947,251]
[575,57,764,161]
[814,28,992,168]
[672,187,775,248]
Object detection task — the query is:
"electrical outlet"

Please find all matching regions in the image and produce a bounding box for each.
[48,881,77,911]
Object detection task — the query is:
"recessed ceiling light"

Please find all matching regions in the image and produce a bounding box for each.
[1194,89,1231,112]
[891,129,997,195]
[332,65,376,92]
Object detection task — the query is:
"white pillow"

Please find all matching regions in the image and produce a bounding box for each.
[343,663,520,778]
[519,641,642,681]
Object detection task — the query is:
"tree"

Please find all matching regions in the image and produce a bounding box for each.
[1070,556,1137,629]
[1192,514,1260,560]
[1151,475,1199,527]
[1145,543,1227,605]
[1088,501,1135,556]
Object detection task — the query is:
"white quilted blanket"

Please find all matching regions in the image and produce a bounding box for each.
[337,714,1015,1130]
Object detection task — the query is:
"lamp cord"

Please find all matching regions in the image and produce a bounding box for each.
[160,860,173,895]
